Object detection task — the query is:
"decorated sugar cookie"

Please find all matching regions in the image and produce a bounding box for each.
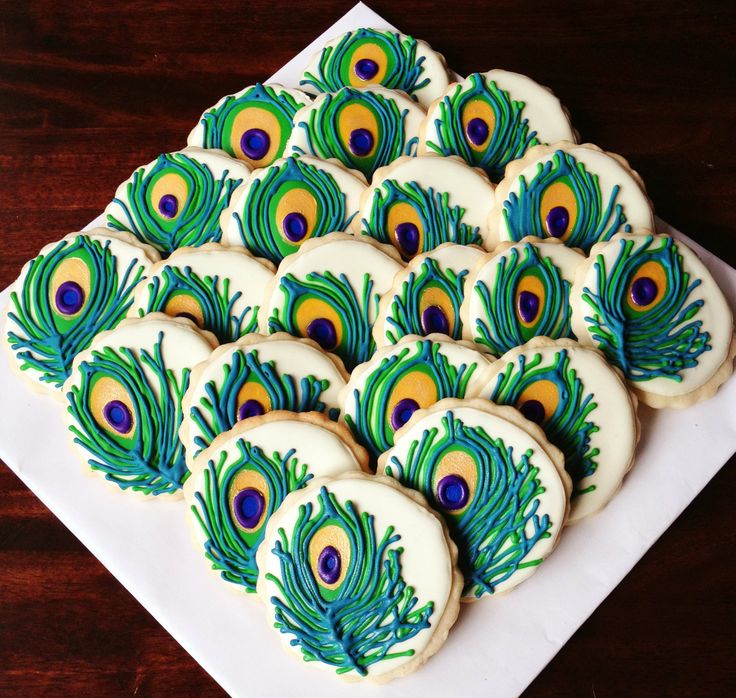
[471,337,639,522]
[419,70,576,181]
[63,314,217,496]
[221,155,366,264]
[488,143,654,252]
[129,243,275,344]
[4,229,159,393]
[181,332,349,466]
[461,237,584,356]
[187,83,312,168]
[378,399,570,599]
[341,335,491,460]
[374,243,485,346]
[256,472,461,681]
[184,411,367,593]
[285,86,425,178]
[299,28,449,108]
[571,232,735,407]
[260,233,403,371]
[355,155,495,258]
[104,146,251,255]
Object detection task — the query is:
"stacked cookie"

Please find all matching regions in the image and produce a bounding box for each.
[4,26,735,684]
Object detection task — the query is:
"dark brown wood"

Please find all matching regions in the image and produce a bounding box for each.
[1,1,734,695]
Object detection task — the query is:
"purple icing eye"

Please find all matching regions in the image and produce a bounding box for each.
[631,277,658,307]
[306,318,338,350]
[466,117,489,146]
[103,400,132,434]
[391,398,419,431]
[545,206,569,238]
[354,58,379,81]
[158,194,179,219]
[317,545,341,584]
[517,290,540,324]
[55,281,85,315]
[437,474,469,511]
[238,399,266,420]
[394,222,420,256]
[519,399,545,424]
[421,305,450,335]
[282,212,308,242]
[175,311,199,325]
[241,128,270,160]
[233,487,265,529]
[348,128,373,156]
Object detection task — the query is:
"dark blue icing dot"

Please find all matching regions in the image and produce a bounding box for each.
[175,311,199,325]
[390,397,419,431]
[238,399,265,420]
[354,58,379,81]
[421,305,450,335]
[233,487,265,529]
[466,117,489,146]
[103,400,132,434]
[517,290,540,324]
[158,194,179,219]
[282,212,308,242]
[631,277,658,307]
[348,128,374,156]
[394,222,420,256]
[306,318,338,350]
[545,206,569,238]
[241,128,270,160]
[437,474,469,511]
[55,281,85,315]
[317,545,341,584]
[519,399,545,424]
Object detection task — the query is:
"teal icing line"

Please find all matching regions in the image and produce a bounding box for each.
[266,485,434,676]
[385,411,551,598]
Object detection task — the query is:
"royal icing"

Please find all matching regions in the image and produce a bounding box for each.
[379,399,569,598]
[299,28,449,108]
[419,70,576,181]
[488,143,654,252]
[260,233,403,372]
[221,155,367,264]
[187,83,312,168]
[356,155,496,258]
[5,229,159,392]
[374,242,485,346]
[285,86,425,178]
[104,146,251,255]
[462,238,585,356]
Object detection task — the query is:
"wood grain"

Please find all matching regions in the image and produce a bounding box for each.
[1,1,735,695]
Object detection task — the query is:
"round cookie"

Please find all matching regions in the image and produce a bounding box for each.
[299,27,449,108]
[285,86,425,179]
[187,83,312,168]
[256,472,462,682]
[355,155,495,258]
[181,332,349,466]
[374,242,485,346]
[260,232,403,372]
[221,155,367,265]
[104,146,251,255]
[378,398,570,599]
[419,70,576,181]
[63,314,217,497]
[184,411,368,594]
[461,237,585,356]
[570,232,735,407]
[4,229,160,393]
[488,142,654,252]
[470,337,639,522]
[341,334,491,461]
[128,243,275,344]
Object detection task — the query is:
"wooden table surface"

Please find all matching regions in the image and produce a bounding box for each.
[1,1,735,695]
